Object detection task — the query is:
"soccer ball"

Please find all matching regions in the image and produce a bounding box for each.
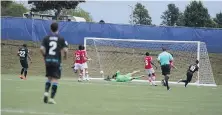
[100,71,104,74]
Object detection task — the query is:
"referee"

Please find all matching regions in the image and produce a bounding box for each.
[157,47,173,91]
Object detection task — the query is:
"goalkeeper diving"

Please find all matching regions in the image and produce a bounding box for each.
[104,70,145,82]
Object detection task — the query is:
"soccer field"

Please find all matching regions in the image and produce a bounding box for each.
[1,74,222,115]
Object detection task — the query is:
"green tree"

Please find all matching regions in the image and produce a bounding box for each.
[205,19,218,28]
[176,13,185,26]
[161,3,180,26]
[183,1,212,27]
[28,1,84,20]
[1,1,13,8]
[61,7,93,22]
[1,2,28,17]
[132,3,152,25]
[213,12,222,28]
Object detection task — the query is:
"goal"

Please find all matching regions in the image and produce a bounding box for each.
[84,37,216,86]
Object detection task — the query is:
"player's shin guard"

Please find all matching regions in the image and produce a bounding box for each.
[85,71,89,80]
[148,74,152,85]
[165,75,170,90]
[51,82,58,99]
[152,73,156,81]
[45,80,51,92]
[151,75,156,85]
[78,73,83,81]
[185,82,189,87]
[24,70,27,78]
[82,69,86,80]
[148,77,152,83]
[161,79,166,86]
[21,68,24,75]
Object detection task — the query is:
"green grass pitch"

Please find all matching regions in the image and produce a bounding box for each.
[1,74,222,115]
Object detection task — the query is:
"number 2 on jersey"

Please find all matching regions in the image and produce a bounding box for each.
[49,41,57,55]
[19,51,26,57]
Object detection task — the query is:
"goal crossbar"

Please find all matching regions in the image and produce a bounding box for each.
[85,37,200,43]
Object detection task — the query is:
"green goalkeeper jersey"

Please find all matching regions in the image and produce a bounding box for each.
[114,71,132,82]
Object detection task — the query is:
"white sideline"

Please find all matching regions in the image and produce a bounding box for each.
[90,78,217,87]
[1,108,76,115]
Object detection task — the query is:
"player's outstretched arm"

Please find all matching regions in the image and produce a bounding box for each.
[62,47,68,60]
[172,65,178,69]
[28,54,32,63]
[73,53,76,62]
[131,70,140,76]
[132,75,145,80]
[151,62,158,69]
[40,46,46,57]
[17,51,20,56]
[62,40,68,60]
[87,58,92,61]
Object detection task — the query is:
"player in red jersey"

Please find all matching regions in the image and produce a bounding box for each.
[144,52,158,86]
[81,46,91,81]
[73,45,85,82]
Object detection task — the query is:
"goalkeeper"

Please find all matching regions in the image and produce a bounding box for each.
[104,70,145,82]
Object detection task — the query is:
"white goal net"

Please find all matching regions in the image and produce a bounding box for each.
[84,37,216,86]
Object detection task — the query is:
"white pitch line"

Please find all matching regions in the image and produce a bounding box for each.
[1,78,150,88]
[1,76,216,88]
[1,108,78,115]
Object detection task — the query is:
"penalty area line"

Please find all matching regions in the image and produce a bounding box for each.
[1,108,78,115]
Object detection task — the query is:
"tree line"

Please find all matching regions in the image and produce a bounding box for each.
[1,1,222,28]
[1,1,93,22]
[130,1,222,28]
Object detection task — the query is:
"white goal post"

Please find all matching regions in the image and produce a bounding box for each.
[84,37,217,87]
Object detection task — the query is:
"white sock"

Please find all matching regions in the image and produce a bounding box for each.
[151,81,156,85]
[82,72,86,80]
[150,81,153,85]
[148,77,152,85]
[44,92,49,96]
[152,76,156,85]
[83,76,86,80]
[86,73,89,79]
[78,74,83,80]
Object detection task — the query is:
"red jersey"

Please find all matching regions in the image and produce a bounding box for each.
[74,50,84,64]
[144,56,153,69]
[81,50,87,63]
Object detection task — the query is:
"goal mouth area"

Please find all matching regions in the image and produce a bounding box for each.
[84,37,217,87]
[88,77,217,87]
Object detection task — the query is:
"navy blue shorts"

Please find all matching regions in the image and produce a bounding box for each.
[20,60,28,68]
[45,58,61,79]
[161,64,171,75]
